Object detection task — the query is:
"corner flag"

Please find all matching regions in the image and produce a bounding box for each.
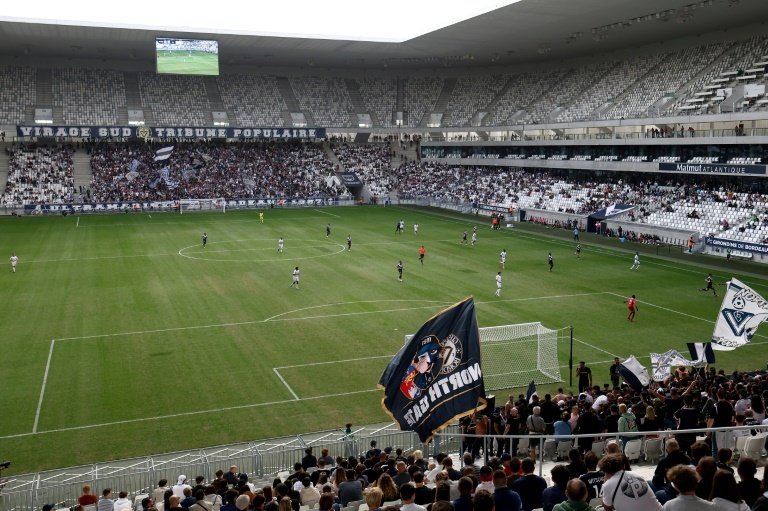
[712,278,768,351]
[378,297,486,443]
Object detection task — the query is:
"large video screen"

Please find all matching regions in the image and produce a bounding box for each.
[155,38,219,76]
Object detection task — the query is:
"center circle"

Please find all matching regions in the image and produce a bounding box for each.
[178,238,347,262]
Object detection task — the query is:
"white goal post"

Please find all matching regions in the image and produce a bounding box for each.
[179,198,226,214]
[405,321,562,391]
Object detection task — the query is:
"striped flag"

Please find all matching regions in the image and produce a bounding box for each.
[154,146,174,161]
[526,380,538,404]
[687,342,716,364]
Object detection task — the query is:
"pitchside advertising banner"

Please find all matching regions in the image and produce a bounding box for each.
[705,235,768,254]
[22,198,338,213]
[16,125,326,140]
[658,162,766,175]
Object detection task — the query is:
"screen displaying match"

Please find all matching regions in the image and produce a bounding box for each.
[155,38,219,76]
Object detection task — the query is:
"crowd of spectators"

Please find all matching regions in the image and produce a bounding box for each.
[1,144,75,206]
[88,141,346,203]
[64,357,768,511]
[332,143,396,200]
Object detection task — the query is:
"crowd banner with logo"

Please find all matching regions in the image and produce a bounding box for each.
[339,172,363,188]
[378,297,486,443]
[16,125,326,140]
[650,344,715,381]
[712,278,768,351]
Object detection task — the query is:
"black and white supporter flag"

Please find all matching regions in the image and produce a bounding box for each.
[378,297,486,443]
[153,146,174,161]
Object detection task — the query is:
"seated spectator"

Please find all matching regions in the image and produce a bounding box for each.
[579,452,604,502]
[79,485,99,506]
[696,457,717,500]
[399,483,424,511]
[599,453,661,511]
[566,449,587,480]
[298,478,320,507]
[114,491,132,511]
[451,477,473,511]
[511,458,547,511]
[492,469,522,511]
[338,469,363,507]
[542,465,570,511]
[736,458,761,507]
[365,487,383,511]
[652,439,691,490]
[375,473,399,502]
[710,469,748,511]
[412,472,434,505]
[553,479,596,511]
[662,465,712,510]
[472,490,495,511]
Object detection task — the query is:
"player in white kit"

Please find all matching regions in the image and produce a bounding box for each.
[10,253,18,273]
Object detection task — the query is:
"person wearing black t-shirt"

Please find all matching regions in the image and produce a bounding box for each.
[709,387,735,457]
[576,361,592,393]
[609,357,621,388]
[674,394,701,454]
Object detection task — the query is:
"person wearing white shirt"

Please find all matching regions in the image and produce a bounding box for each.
[10,253,18,273]
[172,475,191,499]
[113,492,132,511]
[600,454,661,511]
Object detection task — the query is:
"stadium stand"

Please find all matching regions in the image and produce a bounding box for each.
[444,75,508,126]
[403,76,443,127]
[88,142,344,203]
[217,75,287,127]
[489,70,567,125]
[138,73,210,126]
[0,66,36,124]
[53,68,126,125]
[290,76,354,127]
[332,143,394,198]
[356,77,397,128]
[1,144,75,206]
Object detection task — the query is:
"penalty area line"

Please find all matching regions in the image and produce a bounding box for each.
[33,339,56,433]
[314,208,341,218]
[272,368,300,400]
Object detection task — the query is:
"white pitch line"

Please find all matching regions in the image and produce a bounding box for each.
[275,354,394,370]
[33,339,56,433]
[272,368,300,400]
[314,208,341,218]
[0,388,381,440]
[76,216,79,228]
[573,336,619,358]
[53,293,605,342]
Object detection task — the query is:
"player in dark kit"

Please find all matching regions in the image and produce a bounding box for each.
[548,252,554,271]
[700,273,717,296]
[202,232,207,247]
[346,235,352,250]
[326,223,331,238]
[396,261,403,282]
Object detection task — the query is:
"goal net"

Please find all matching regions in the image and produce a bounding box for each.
[405,322,561,391]
[179,198,226,214]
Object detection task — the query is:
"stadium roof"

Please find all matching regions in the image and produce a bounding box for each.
[0,0,765,69]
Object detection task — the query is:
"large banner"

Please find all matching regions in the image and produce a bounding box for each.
[705,235,768,254]
[339,172,363,187]
[378,297,486,443]
[16,125,326,140]
[658,162,766,175]
[22,197,338,213]
[712,278,768,351]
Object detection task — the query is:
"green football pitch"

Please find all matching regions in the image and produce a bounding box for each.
[0,206,765,474]
[156,50,219,75]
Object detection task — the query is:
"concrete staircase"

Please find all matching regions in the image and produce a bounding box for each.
[482,76,516,125]
[420,78,456,127]
[344,78,368,125]
[322,142,343,172]
[276,77,301,111]
[36,68,58,122]
[203,76,233,124]
[123,72,153,125]
[391,140,419,167]
[0,144,9,194]
[72,148,92,196]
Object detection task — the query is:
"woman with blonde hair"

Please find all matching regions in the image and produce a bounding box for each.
[374,473,399,503]
[365,487,383,511]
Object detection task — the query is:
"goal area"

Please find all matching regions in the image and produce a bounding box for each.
[179,198,226,214]
[405,322,562,391]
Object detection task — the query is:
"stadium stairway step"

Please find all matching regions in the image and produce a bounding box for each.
[35,68,52,109]
[275,77,301,111]
[344,78,367,113]
[420,78,456,127]
[322,142,343,172]
[72,148,92,195]
[123,72,142,109]
[0,143,8,193]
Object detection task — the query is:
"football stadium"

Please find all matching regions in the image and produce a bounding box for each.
[1,1,768,509]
